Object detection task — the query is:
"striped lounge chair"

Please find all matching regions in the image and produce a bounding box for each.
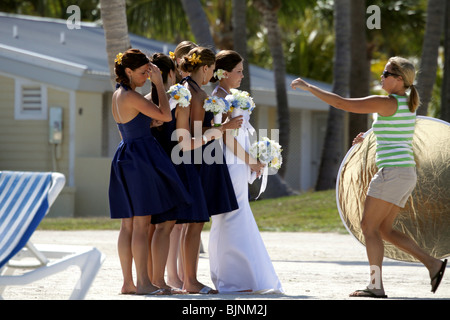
[0,171,104,300]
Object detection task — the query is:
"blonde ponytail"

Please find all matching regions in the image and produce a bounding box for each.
[408,84,420,113]
[388,56,420,113]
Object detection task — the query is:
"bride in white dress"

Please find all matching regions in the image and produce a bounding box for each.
[208,50,284,294]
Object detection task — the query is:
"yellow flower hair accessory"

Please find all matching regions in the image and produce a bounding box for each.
[169,51,176,60]
[115,52,123,65]
[188,53,202,65]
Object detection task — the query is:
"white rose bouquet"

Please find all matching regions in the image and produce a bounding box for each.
[249,137,282,170]
[225,89,256,135]
[249,137,283,199]
[203,96,231,126]
[167,84,192,110]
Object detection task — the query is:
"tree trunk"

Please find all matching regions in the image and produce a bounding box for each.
[180,0,216,48]
[100,0,131,89]
[441,1,450,122]
[232,0,251,94]
[348,0,369,146]
[315,0,351,191]
[254,0,290,178]
[416,0,445,116]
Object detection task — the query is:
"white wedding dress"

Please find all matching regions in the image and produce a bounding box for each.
[208,88,283,294]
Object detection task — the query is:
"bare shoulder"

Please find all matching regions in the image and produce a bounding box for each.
[191,89,208,107]
[375,95,398,117]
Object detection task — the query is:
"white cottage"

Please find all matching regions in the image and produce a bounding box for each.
[0,13,333,217]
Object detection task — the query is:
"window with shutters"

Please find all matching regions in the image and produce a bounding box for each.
[14,79,48,120]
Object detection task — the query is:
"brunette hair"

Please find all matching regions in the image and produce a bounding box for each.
[388,56,421,112]
[149,53,176,105]
[179,47,216,74]
[114,48,149,88]
[174,40,198,60]
[211,50,243,83]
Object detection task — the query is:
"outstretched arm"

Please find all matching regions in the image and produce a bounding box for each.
[290,78,397,117]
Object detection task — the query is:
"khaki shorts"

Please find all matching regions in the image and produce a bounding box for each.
[367,167,417,208]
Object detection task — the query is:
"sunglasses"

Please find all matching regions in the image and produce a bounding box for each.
[382,70,399,78]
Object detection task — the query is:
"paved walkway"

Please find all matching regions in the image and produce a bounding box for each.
[2,230,448,301]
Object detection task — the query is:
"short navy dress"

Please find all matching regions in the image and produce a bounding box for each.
[109,111,192,220]
[180,76,238,216]
[151,108,209,224]
[199,111,239,216]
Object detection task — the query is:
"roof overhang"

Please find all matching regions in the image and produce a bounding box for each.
[0,43,111,92]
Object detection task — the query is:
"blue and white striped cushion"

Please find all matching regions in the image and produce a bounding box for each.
[0,171,52,269]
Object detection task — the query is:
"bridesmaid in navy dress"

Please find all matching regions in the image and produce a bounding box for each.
[178,47,243,293]
[148,52,212,292]
[108,49,191,295]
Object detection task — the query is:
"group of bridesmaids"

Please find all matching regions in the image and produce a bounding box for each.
[108,41,283,295]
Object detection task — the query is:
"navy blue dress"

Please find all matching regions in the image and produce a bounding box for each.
[199,111,239,216]
[151,108,210,224]
[180,76,238,216]
[109,112,192,220]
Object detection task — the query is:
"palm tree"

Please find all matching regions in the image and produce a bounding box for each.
[232,0,251,93]
[126,0,192,44]
[253,0,289,178]
[416,0,446,116]
[180,0,215,48]
[315,0,351,191]
[348,0,369,147]
[441,1,450,122]
[100,0,131,89]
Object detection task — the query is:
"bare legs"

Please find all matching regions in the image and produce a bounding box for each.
[182,222,217,293]
[352,196,444,296]
[118,216,160,295]
[118,218,136,294]
[166,224,184,289]
[152,220,176,290]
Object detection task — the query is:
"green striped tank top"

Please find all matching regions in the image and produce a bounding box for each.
[372,94,416,168]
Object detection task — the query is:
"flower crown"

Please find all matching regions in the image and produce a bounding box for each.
[169,51,176,60]
[188,53,202,65]
[115,52,123,65]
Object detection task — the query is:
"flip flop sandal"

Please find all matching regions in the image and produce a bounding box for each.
[349,289,388,298]
[147,288,172,296]
[188,285,218,294]
[431,259,447,293]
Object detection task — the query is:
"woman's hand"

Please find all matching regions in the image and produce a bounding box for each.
[147,63,163,86]
[221,115,243,130]
[151,119,164,128]
[250,160,265,178]
[291,77,310,91]
[352,132,365,145]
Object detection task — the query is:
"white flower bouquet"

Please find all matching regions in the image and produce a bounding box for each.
[225,89,256,135]
[249,137,283,170]
[249,137,283,199]
[203,96,231,126]
[167,84,192,110]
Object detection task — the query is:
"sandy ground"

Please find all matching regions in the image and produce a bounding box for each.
[1,230,448,302]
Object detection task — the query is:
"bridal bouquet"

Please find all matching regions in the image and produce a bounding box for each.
[225,89,256,135]
[249,137,283,170]
[167,84,191,110]
[203,96,231,126]
[249,137,283,199]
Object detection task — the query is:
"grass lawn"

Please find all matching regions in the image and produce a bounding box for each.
[38,190,347,233]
